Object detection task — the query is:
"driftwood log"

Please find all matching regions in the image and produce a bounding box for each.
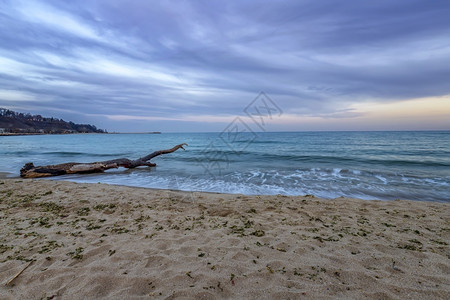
[20,143,188,178]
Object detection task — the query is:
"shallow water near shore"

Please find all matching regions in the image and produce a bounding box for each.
[0,131,449,202]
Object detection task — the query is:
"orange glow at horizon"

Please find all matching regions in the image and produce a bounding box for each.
[266,96,450,131]
[350,96,450,118]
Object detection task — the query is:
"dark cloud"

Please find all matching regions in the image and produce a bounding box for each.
[0,0,449,131]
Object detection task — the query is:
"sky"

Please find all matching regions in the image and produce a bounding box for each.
[0,0,449,132]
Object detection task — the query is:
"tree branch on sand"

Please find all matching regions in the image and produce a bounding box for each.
[20,143,188,178]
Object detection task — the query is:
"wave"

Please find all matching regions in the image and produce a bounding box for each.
[42,151,130,157]
[53,166,450,203]
[1,151,42,155]
[221,139,289,145]
[242,153,450,168]
[8,149,449,169]
[177,151,450,168]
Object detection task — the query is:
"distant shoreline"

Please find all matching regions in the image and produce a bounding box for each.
[0,132,108,136]
[0,133,46,136]
[0,132,161,136]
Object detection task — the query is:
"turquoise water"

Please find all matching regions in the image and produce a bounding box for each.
[0,131,449,202]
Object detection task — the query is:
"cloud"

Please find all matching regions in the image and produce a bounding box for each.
[14,1,101,41]
[0,89,36,101]
[0,0,449,131]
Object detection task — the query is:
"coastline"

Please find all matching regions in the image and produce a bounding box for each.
[0,132,108,136]
[0,179,448,299]
[0,132,160,136]
[0,133,47,136]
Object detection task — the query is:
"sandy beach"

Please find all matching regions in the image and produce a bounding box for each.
[0,179,448,299]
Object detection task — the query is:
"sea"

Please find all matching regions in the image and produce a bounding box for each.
[0,131,449,202]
